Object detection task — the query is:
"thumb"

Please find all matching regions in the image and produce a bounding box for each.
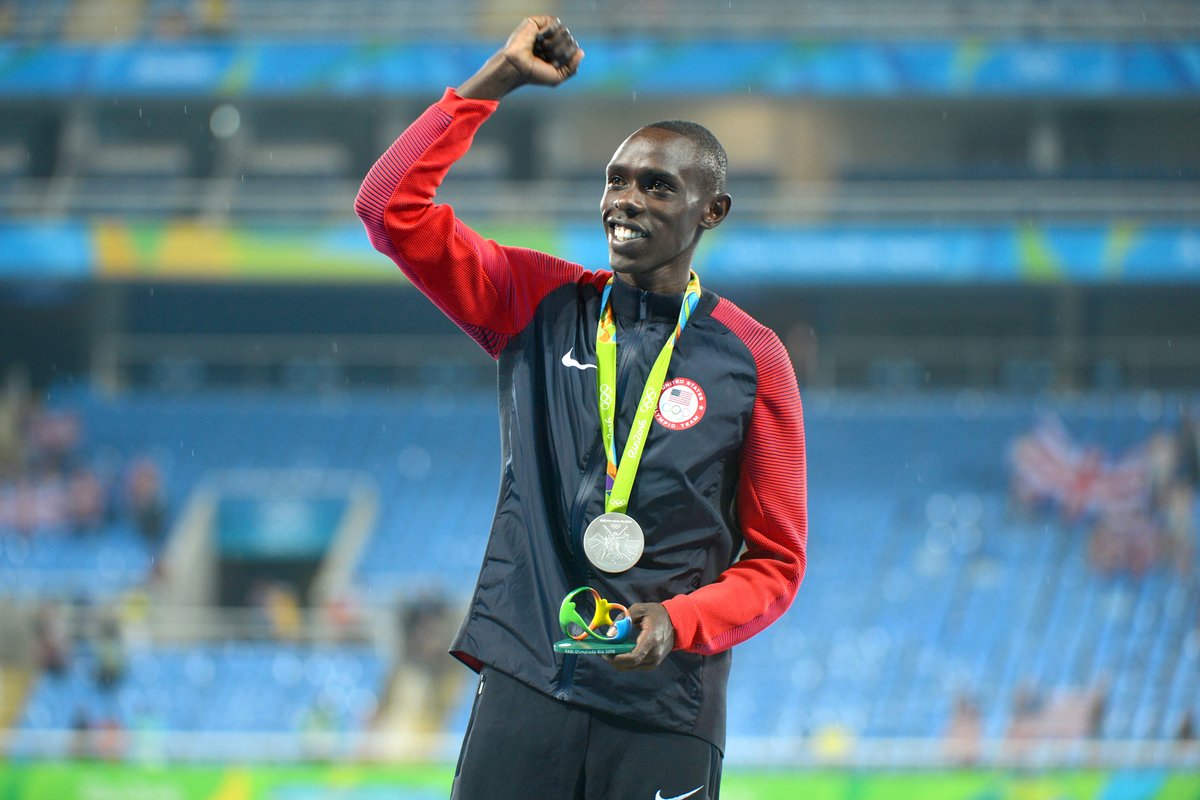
[505,15,556,53]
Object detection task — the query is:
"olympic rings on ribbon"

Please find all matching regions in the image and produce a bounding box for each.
[558,586,634,643]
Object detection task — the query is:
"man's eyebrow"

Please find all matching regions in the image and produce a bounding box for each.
[606,164,682,185]
[639,168,680,185]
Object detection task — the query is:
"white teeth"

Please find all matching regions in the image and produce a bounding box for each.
[611,225,646,243]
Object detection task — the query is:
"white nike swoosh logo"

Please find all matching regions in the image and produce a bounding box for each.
[561,348,596,370]
[655,787,703,800]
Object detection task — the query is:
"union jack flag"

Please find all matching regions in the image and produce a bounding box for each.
[1009,414,1149,520]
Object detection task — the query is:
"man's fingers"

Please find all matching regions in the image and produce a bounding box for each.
[616,639,664,671]
[604,603,672,671]
[459,16,578,98]
[506,16,557,58]
[604,624,651,670]
[525,15,561,36]
[529,16,564,52]
[534,23,580,69]
[608,643,653,671]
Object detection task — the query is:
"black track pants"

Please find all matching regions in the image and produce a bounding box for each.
[451,667,722,800]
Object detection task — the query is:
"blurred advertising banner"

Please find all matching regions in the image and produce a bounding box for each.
[1,41,1198,98]
[2,220,1197,285]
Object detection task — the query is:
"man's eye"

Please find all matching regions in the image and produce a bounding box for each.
[607,175,624,187]
[649,181,671,192]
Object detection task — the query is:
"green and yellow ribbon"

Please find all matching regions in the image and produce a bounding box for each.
[595,271,702,513]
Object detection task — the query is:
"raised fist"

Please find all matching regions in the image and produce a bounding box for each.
[458,16,584,100]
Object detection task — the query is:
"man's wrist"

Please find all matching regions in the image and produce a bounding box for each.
[457,53,523,101]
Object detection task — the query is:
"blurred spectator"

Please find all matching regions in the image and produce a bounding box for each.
[1040,688,1105,739]
[119,588,154,646]
[253,580,303,640]
[1006,680,1043,740]
[70,706,92,759]
[1178,411,1200,488]
[0,381,28,479]
[300,695,338,761]
[7,478,39,536]
[1160,481,1196,575]
[402,589,453,672]
[1006,681,1104,743]
[26,408,80,476]
[1088,512,1161,578]
[1145,429,1180,504]
[94,615,127,689]
[400,588,459,723]
[322,589,363,640]
[67,467,106,534]
[1179,711,1196,742]
[1088,682,1108,738]
[32,601,70,676]
[943,693,982,765]
[2,388,170,543]
[93,716,127,761]
[126,457,168,542]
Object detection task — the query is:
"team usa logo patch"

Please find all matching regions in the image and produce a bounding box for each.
[655,378,707,431]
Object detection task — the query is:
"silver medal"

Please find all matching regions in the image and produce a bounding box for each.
[582,512,645,573]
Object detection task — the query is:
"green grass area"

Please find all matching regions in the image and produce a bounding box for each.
[1,763,1198,800]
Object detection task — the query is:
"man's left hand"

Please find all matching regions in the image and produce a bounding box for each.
[606,603,675,671]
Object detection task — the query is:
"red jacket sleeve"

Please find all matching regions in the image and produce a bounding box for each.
[355,88,593,358]
[662,298,808,654]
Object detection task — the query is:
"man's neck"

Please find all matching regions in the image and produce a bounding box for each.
[616,265,691,295]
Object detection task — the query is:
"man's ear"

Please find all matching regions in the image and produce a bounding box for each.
[699,193,732,230]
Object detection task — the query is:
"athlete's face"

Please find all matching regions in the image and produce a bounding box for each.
[601,129,729,294]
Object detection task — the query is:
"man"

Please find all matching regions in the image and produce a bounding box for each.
[356,17,807,799]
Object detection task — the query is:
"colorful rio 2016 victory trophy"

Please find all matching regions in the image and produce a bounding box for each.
[554,586,636,655]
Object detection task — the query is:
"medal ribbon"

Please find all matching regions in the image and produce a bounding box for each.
[596,271,701,514]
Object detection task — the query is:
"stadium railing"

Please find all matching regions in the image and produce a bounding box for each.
[5,176,1198,222]
[4,728,1199,768]
[5,0,1200,40]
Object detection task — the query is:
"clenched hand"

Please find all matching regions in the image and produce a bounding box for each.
[458,16,584,101]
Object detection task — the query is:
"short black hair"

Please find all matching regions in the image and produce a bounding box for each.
[641,120,727,195]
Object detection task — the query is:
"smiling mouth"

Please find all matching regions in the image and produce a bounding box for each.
[609,223,648,244]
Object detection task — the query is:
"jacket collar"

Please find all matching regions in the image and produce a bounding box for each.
[609,276,687,323]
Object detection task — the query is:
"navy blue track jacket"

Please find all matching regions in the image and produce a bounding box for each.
[356,88,808,750]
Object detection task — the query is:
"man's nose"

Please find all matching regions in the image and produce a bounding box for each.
[610,191,644,214]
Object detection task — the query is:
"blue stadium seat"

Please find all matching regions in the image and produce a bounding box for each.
[11,641,385,758]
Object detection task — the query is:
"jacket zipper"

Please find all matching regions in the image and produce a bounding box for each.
[557,298,651,701]
[567,306,649,554]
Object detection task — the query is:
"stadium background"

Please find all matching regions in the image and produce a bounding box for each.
[2,1,1200,798]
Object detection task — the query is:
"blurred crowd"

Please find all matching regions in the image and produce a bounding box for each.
[945,679,1197,765]
[1009,410,1199,578]
[26,595,136,759]
[930,409,1200,762]
[0,381,168,544]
